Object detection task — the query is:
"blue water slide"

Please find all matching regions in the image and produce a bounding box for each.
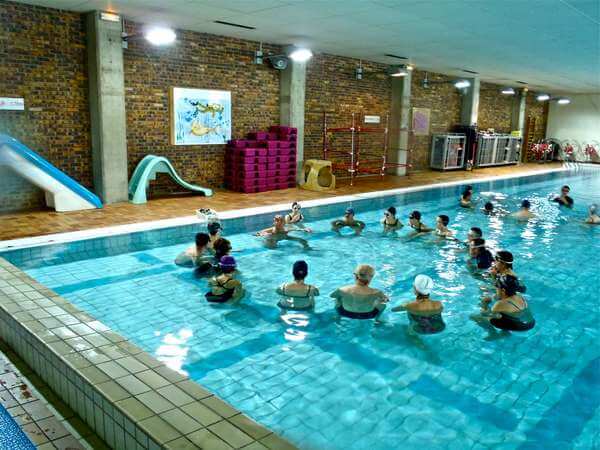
[0,134,102,211]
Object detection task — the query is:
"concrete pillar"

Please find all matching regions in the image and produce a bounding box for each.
[280,58,307,184]
[86,11,129,204]
[460,77,480,126]
[388,72,411,176]
[511,89,527,135]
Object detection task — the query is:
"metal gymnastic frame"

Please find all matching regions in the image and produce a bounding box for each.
[322,112,409,186]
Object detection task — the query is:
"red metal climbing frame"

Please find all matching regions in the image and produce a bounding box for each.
[322,112,409,186]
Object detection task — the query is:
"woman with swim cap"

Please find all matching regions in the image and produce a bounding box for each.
[585,204,600,224]
[482,202,495,215]
[479,274,535,332]
[510,199,535,221]
[408,211,433,237]
[382,206,403,233]
[175,232,212,269]
[468,238,494,270]
[330,264,388,320]
[256,215,310,249]
[276,260,320,311]
[392,275,445,334]
[490,250,526,293]
[460,186,474,208]
[331,208,366,235]
[205,256,245,303]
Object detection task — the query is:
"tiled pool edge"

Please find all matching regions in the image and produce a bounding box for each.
[0,258,297,450]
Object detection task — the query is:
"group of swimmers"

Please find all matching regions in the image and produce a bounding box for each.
[175,183,597,336]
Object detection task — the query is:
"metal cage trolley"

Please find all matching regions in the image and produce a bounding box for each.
[429,133,467,170]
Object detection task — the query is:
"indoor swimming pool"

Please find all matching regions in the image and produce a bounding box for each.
[3,168,599,450]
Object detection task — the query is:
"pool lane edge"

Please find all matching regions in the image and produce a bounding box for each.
[0,257,297,450]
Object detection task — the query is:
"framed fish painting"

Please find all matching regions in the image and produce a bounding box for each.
[170,87,232,145]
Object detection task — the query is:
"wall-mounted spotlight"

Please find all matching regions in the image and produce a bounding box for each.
[536,94,550,101]
[265,55,288,70]
[557,97,571,105]
[254,43,263,64]
[501,87,515,95]
[388,64,413,77]
[454,80,471,89]
[288,48,313,62]
[355,60,363,80]
[144,27,176,46]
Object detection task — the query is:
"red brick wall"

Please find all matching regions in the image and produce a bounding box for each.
[123,22,281,195]
[410,71,462,171]
[0,0,91,212]
[304,54,391,175]
[478,82,515,132]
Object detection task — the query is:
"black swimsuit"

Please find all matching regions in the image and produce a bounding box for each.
[490,299,535,331]
[336,305,378,319]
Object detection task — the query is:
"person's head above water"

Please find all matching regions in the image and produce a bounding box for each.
[354,264,375,285]
[292,260,308,280]
[345,207,355,218]
[213,238,232,258]
[469,238,486,256]
[385,206,396,217]
[273,215,285,226]
[468,227,483,240]
[219,255,237,274]
[484,202,494,212]
[291,202,301,211]
[590,204,598,215]
[207,221,222,236]
[195,232,210,249]
[414,274,433,297]
[495,250,514,269]
[521,199,531,209]
[409,210,421,221]
[462,189,472,200]
[437,215,450,227]
[496,274,520,297]
[561,185,571,194]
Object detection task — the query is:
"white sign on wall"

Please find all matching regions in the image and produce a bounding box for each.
[364,115,381,124]
[0,97,25,111]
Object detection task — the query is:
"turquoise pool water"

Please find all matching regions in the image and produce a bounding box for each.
[5,168,600,449]
[0,403,35,450]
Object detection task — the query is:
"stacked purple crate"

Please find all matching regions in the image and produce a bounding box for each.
[224,126,297,193]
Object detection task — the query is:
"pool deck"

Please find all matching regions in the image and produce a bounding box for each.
[0,163,562,242]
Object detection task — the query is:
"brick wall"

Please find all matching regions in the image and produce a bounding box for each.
[304,54,391,175]
[123,22,281,195]
[0,1,91,212]
[409,71,462,171]
[478,82,515,132]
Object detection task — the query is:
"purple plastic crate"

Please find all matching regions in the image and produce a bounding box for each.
[228,139,248,148]
[247,131,269,140]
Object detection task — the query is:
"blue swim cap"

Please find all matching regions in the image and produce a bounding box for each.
[345,208,355,215]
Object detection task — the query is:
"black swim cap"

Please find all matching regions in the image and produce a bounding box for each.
[484,202,494,211]
[387,206,397,215]
[521,199,531,209]
[293,260,308,279]
[438,214,449,226]
[495,250,514,265]
[496,275,520,297]
[208,222,222,235]
[195,232,210,247]
[470,227,483,237]
[409,210,421,220]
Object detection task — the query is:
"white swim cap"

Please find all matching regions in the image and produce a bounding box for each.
[590,204,597,213]
[414,275,433,296]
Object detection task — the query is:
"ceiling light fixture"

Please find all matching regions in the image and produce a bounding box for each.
[144,27,176,46]
[557,97,571,105]
[501,87,515,95]
[454,80,471,89]
[288,48,313,62]
[536,94,551,101]
[388,64,413,77]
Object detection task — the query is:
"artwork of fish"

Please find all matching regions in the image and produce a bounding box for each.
[170,88,231,145]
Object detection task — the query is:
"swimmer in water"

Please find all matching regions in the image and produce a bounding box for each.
[552,185,574,208]
[477,274,535,332]
[490,250,526,293]
[408,210,433,237]
[331,208,366,235]
[207,222,222,252]
[276,260,320,311]
[285,202,312,231]
[212,237,232,264]
[435,214,453,238]
[585,204,600,224]
[174,232,211,268]
[468,238,494,271]
[392,275,445,334]
[256,215,310,249]
[464,226,483,247]
[460,186,474,208]
[510,199,536,221]
[205,256,245,303]
[382,206,403,233]
[482,202,495,215]
[330,264,388,321]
